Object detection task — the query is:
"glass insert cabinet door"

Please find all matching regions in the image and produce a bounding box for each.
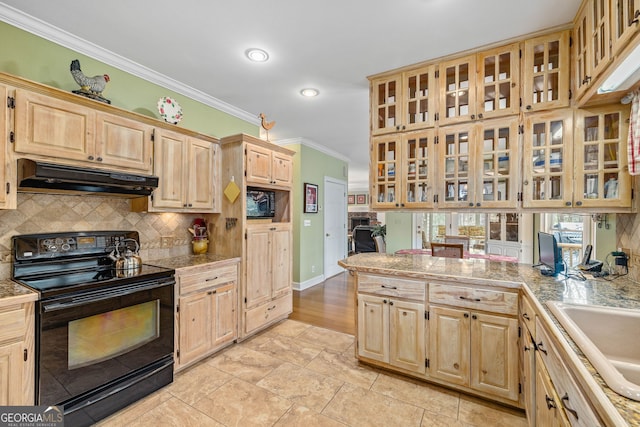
[371,75,401,135]
[404,65,437,131]
[371,131,435,209]
[574,105,631,208]
[611,0,640,56]
[522,30,570,112]
[438,124,473,208]
[438,55,477,125]
[522,109,574,208]
[477,43,520,120]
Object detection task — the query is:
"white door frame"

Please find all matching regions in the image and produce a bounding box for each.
[323,176,348,279]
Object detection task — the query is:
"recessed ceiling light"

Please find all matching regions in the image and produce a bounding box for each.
[300,88,319,97]
[245,48,269,62]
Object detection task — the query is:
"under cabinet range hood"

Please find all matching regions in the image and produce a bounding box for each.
[17,159,158,197]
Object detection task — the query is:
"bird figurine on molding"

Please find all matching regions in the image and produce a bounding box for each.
[69,59,111,104]
[259,112,275,140]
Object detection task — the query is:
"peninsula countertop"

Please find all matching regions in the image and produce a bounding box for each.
[339,252,640,426]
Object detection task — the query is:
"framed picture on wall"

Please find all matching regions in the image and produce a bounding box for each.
[304,183,318,213]
[356,194,367,204]
[348,195,355,204]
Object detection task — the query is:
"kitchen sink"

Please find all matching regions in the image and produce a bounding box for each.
[546,301,640,401]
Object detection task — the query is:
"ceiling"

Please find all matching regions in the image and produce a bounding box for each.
[1,0,582,190]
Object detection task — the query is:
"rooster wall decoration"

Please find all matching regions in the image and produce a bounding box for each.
[70,59,111,104]
[259,113,275,140]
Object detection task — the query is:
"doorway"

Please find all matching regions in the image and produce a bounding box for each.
[324,177,347,278]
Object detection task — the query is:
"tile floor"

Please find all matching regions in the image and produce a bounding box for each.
[97,320,527,427]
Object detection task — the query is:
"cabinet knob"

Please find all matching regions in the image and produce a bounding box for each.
[565,201,572,207]
[453,363,460,369]
[469,202,474,207]
[478,113,483,119]
[96,157,103,162]
[389,301,394,306]
[575,201,582,206]
[383,299,388,304]
[471,314,477,320]
[88,155,94,160]
[188,203,193,207]
[522,313,530,320]
[526,105,532,110]
[463,313,469,318]
[471,114,476,120]
[582,76,592,85]
[476,202,481,207]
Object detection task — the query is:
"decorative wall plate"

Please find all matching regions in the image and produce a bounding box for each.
[157,96,183,124]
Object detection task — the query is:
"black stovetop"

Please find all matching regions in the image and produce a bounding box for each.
[11,231,174,299]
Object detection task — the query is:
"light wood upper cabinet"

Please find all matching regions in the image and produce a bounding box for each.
[573,0,613,99]
[522,31,571,112]
[14,89,153,173]
[438,117,519,209]
[14,88,95,163]
[573,104,631,208]
[439,55,477,125]
[246,143,292,188]
[439,43,519,126]
[370,66,437,135]
[0,84,16,210]
[370,75,402,135]
[611,0,640,56]
[522,109,574,208]
[371,129,436,209]
[95,111,153,173]
[139,128,219,212]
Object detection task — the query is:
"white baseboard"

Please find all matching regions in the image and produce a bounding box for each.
[293,274,325,291]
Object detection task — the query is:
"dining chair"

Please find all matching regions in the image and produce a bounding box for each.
[444,235,470,251]
[431,242,464,258]
[373,235,386,253]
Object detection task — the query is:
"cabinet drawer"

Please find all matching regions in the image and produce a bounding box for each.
[0,305,27,342]
[519,293,536,336]
[245,293,292,334]
[535,318,602,427]
[177,264,237,295]
[358,274,426,300]
[429,283,517,316]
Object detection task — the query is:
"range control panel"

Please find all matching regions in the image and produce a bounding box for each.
[13,231,139,261]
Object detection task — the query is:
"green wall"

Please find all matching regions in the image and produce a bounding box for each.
[0,22,257,138]
[286,143,348,284]
[385,212,414,253]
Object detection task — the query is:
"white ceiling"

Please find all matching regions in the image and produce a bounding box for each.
[1,0,582,190]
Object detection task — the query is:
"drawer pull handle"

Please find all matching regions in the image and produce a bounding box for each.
[537,342,547,355]
[459,296,481,302]
[561,393,579,420]
[522,313,530,320]
[205,276,219,282]
[267,305,277,311]
[381,285,397,289]
[545,395,557,410]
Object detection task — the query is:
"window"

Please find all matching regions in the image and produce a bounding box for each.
[542,213,591,268]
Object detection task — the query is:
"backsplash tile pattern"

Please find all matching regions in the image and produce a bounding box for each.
[617,213,640,283]
[0,193,206,279]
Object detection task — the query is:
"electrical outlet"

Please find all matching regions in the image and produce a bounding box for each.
[311,265,316,273]
[161,236,173,248]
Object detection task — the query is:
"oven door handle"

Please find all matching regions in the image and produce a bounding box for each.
[41,279,174,313]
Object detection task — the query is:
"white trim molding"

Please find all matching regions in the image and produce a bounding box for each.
[0,3,260,126]
[293,274,325,291]
[278,137,351,163]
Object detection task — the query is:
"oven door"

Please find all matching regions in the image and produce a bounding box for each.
[37,277,174,406]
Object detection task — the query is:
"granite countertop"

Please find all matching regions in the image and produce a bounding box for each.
[339,253,640,426]
[0,278,38,306]
[146,253,240,270]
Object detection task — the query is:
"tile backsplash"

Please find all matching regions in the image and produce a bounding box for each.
[616,213,640,283]
[0,193,208,279]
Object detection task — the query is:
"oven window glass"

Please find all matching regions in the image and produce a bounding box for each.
[68,300,160,369]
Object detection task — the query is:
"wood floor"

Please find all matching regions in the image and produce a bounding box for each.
[290,271,356,335]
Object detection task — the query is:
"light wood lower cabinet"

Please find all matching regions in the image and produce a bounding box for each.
[0,301,35,405]
[429,305,519,402]
[535,352,571,427]
[358,294,426,374]
[175,261,238,371]
[243,223,292,336]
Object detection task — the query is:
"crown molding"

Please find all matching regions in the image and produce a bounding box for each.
[277,137,351,163]
[0,4,260,126]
